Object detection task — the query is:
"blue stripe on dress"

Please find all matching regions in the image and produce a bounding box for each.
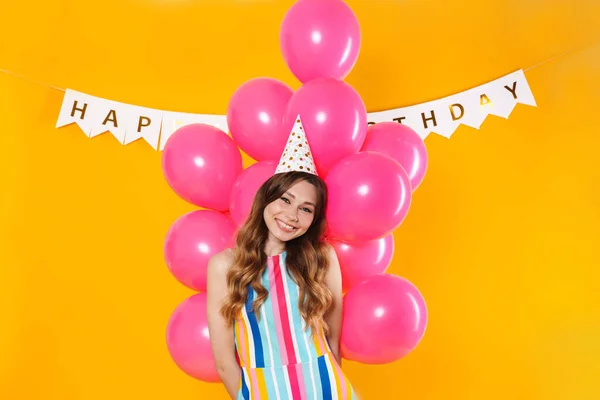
[318,355,332,400]
[275,364,292,398]
[304,357,323,400]
[264,367,279,398]
[240,370,249,400]
[260,269,282,368]
[246,286,265,368]
[258,289,281,397]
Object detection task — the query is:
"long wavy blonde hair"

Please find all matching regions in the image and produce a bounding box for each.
[220,171,332,334]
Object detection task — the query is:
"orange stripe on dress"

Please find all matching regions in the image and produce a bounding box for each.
[329,353,348,399]
[234,319,244,367]
[256,368,269,398]
[313,328,328,357]
[238,314,251,368]
[345,376,353,399]
[247,367,259,399]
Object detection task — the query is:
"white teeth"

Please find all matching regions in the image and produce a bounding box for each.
[276,219,295,231]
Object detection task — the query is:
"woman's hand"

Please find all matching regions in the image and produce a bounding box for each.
[207,250,241,399]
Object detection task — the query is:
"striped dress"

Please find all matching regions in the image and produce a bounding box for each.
[234,251,357,400]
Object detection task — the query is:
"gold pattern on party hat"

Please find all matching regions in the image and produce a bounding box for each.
[275,115,317,176]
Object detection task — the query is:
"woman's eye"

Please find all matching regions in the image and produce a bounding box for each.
[280,197,291,204]
[302,207,313,213]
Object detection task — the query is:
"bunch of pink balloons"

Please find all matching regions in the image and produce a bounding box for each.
[161,124,239,382]
[160,0,430,382]
[279,0,429,364]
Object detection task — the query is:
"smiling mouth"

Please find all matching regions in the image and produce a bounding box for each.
[276,219,297,233]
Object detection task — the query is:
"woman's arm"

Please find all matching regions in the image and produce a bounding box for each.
[207,250,241,399]
[323,245,344,366]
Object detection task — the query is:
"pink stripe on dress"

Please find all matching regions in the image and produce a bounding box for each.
[267,256,289,365]
[272,255,298,365]
[331,355,348,400]
[287,364,303,399]
[295,362,307,400]
[250,367,261,399]
[237,316,248,367]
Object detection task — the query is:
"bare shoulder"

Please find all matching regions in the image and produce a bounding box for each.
[322,243,343,292]
[323,243,339,263]
[322,243,341,275]
[208,248,235,278]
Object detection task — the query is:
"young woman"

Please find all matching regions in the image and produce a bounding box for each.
[206,170,357,399]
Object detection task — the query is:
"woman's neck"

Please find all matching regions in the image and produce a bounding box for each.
[264,233,286,257]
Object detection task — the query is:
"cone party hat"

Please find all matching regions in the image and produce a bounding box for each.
[275,115,317,176]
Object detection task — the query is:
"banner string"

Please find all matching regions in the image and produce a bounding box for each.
[523,40,599,72]
[1,39,598,97]
[0,68,65,92]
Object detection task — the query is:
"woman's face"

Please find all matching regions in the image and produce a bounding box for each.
[263,179,318,243]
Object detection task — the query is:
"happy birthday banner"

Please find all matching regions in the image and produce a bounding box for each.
[55,69,536,151]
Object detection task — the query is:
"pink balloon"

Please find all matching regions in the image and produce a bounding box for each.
[326,151,411,242]
[330,234,394,292]
[227,78,294,161]
[342,274,427,364]
[164,210,236,292]
[285,78,367,176]
[162,124,243,211]
[230,161,277,227]
[362,122,428,190]
[280,0,361,83]
[166,293,220,382]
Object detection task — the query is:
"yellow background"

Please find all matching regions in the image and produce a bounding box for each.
[1,0,600,399]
